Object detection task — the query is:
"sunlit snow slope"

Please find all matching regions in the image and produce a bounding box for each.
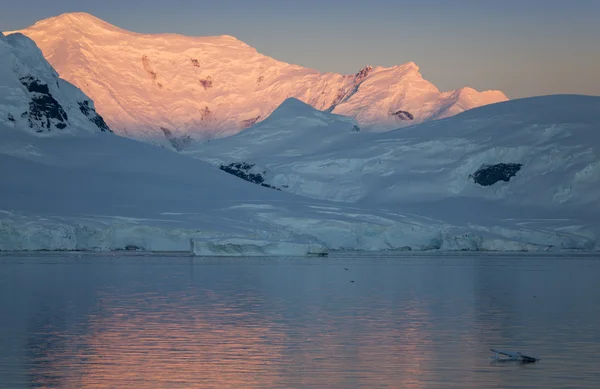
[6,12,507,146]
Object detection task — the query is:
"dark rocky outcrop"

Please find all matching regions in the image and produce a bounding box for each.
[191,58,200,67]
[325,66,373,112]
[199,76,213,89]
[351,125,361,132]
[354,65,373,84]
[19,76,68,132]
[470,163,522,186]
[20,76,50,94]
[390,109,414,120]
[78,101,112,132]
[200,106,213,121]
[241,116,261,128]
[219,162,280,190]
[141,55,157,81]
[160,127,193,151]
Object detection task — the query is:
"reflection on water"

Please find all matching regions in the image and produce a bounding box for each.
[1,255,599,388]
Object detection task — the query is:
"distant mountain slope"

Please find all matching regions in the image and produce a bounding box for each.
[185,95,600,219]
[0,31,112,135]
[6,12,507,146]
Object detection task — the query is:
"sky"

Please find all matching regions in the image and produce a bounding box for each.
[2,0,599,99]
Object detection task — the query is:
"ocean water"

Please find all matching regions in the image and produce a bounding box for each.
[1,253,599,388]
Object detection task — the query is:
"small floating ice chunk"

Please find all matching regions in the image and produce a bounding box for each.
[489,348,539,363]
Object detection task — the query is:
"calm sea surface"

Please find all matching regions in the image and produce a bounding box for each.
[0,253,599,389]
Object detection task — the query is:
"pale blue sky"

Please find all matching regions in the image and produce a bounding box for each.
[2,0,599,98]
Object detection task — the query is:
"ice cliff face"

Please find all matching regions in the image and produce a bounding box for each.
[6,12,507,146]
[0,31,112,135]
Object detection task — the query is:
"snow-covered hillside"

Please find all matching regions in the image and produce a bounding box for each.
[2,117,597,253]
[0,32,112,135]
[185,95,600,221]
[5,12,507,146]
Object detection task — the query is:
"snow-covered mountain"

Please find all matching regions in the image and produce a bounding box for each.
[0,28,596,252]
[186,95,600,229]
[0,31,112,135]
[5,12,507,146]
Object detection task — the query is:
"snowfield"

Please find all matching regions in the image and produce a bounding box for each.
[5,12,507,146]
[0,30,598,254]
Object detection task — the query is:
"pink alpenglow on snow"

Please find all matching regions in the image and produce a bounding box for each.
[5,12,507,146]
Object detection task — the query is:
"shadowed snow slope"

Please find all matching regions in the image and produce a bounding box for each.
[2,117,598,253]
[0,123,477,252]
[5,12,507,146]
[1,112,598,252]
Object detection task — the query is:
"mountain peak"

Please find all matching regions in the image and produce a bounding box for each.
[50,11,103,22]
[29,12,120,32]
[256,98,358,133]
[390,61,422,77]
[401,61,419,71]
[265,98,319,121]
[454,86,508,102]
[279,97,313,109]
[7,12,251,47]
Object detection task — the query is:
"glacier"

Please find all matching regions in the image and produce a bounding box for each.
[5,12,507,147]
